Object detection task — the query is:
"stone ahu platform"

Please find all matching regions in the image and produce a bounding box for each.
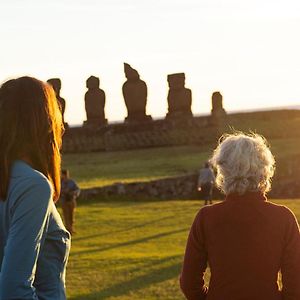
[62,109,300,153]
[62,115,224,153]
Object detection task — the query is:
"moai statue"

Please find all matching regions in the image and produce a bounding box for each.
[210,91,227,125]
[122,63,152,122]
[84,76,107,127]
[166,73,193,119]
[47,78,66,124]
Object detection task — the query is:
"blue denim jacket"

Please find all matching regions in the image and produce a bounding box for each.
[0,160,71,299]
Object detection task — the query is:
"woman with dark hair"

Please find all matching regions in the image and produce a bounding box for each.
[180,133,300,300]
[0,77,70,299]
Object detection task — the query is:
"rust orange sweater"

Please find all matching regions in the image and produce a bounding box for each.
[180,192,300,300]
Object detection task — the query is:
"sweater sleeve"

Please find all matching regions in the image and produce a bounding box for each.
[0,178,52,300]
[281,208,300,300]
[180,209,208,300]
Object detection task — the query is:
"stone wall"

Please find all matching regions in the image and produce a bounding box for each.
[79,163,300,201]
[63,127,106,153]
[79,173,205,201]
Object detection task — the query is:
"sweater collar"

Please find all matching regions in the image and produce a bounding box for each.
[225,191,267,203]
[11,160,34,178]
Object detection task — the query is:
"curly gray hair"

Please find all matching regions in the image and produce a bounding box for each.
[210,132,275,195]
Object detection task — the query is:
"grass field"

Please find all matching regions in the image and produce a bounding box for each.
[62,122,300,299]
[62,145,212,188]
[62,137,300,189]
[65,198,300,300]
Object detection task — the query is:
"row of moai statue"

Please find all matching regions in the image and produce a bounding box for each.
[47,63,226,127]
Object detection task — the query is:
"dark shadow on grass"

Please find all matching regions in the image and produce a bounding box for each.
[72,216,175,242]
[128,254,182,273]
[72,227,189,256]
[69,261,182,300]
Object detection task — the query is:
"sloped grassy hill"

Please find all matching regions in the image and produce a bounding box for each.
[63,110,300,189]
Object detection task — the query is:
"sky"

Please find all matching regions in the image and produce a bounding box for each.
[0,0,299,125]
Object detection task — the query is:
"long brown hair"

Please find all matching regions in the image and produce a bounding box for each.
[0,76,64,201]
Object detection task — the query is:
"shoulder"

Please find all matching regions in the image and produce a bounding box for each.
[94,89,104,97]
[9,161,52,208]
[85,90,92,97]
[23,175,52,196]
[67,179,77,186]
[266,201,297,223]
[11,160,51,188]
[264,201,297,219]
[257,201,299,230]
[194,202,225,222]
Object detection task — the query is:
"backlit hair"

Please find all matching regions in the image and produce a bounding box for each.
[0,76,64,201]
[210,132,275,195]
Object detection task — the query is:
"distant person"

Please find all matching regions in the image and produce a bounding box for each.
[60,169,80,235]
[180,132,300,300]
[197,162,215,205]
[0,77,70,299]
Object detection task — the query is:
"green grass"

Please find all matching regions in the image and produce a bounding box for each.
[62,145,212,188]
[61,115,300,299]
[227,113,300,139]
[62,137,300,189]
[65,198,300,300]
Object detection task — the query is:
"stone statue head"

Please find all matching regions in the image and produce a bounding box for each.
[167,73,185,89]
[212,91,222,102]
[47,78,61,95]
[86,76,100,89]
[124,63,140,80]
[212,91,224,111]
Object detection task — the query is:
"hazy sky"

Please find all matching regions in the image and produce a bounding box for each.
[0,0,299,125]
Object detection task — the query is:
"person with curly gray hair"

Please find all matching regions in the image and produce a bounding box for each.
[180,132,300,300]
[211,132,275,196]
